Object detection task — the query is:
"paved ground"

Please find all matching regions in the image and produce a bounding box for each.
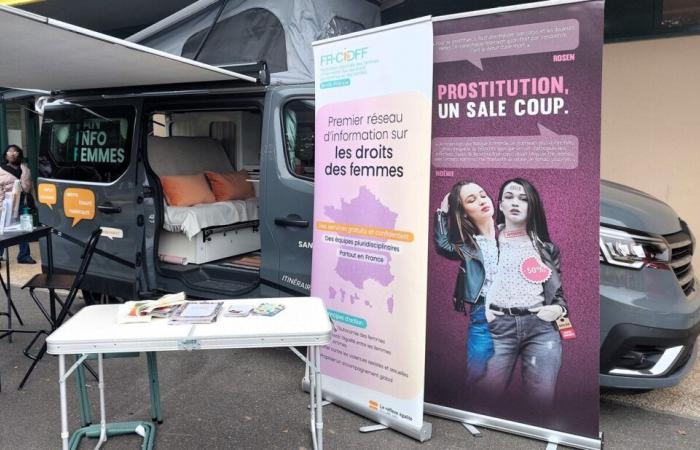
[1,244,699,449]
[602,352,700,420]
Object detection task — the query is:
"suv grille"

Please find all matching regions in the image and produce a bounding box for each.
[665,231,695,296]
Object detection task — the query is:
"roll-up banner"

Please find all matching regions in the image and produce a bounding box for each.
[425,1,603,449]
[311,18,434,441]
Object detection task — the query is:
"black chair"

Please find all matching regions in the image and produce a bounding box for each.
[18,228,102,390]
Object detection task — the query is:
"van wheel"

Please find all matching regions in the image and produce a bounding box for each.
[81,290,125,305]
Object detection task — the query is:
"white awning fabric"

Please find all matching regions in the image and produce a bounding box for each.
[0,5,256,92]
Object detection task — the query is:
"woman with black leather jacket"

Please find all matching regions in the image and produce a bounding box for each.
[484,178,567,406]
[434,180,499,385]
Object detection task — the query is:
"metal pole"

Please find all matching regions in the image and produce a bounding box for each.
[314,346,323,450]
[24,103,40,186]
[96,353,107,449]
[308,346,317,450]
[0,102,8,151]
[58,354,69,450]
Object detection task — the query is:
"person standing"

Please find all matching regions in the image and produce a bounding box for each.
[434,180,499,386]
[0,144,36,264]
[484,178,567,406]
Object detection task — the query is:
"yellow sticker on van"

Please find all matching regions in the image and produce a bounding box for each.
[64,188,95,226]
[37,183,57,209]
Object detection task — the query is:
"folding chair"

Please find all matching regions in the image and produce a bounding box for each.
[18,228,102,389]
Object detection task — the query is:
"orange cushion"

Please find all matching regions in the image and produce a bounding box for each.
[160,173,216,207]
[205,170,255,202]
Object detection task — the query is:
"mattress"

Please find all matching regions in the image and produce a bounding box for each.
[163,197,259,239]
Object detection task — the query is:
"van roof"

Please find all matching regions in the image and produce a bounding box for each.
[127,0,381,85]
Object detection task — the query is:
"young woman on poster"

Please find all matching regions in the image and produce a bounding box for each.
[484,178,567,405]
[434,180,499,385]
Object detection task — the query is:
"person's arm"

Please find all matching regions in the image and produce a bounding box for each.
[529,242,567,320]
[434,210,460,259]
[0,170,13,200]
[20,164,33,193]
[547,243,568,310]
[434,193,462,259]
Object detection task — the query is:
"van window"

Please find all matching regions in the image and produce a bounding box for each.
[39,106,134,183]
[283,100,314,180]
[183,8,287,72]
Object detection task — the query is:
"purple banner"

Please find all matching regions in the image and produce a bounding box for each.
[434,19,579,70]
[426,0,603,441]
[433,124,579,169]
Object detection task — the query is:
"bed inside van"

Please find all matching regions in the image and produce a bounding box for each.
[147,109,262,269]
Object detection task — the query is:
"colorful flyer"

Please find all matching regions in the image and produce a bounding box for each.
[312,18,433,441]
[425,1,603,447]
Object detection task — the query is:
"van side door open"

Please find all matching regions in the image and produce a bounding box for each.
[260,86,315,294]
[37,103,147,297]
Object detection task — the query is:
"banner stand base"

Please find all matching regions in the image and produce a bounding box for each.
[308,400,332,410]
[425,403,601,450]
[462,423,482,437]
[303,377,432,442]
[359,424,389,433]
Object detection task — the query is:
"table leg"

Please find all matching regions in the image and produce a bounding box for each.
[314,346,323,450]
[5,256,11,343]
[47,233,57,328]
[59,354,69,450]
[308,347,317,450]
[46,231,54,276]
[49,290,57,328]
[96,353,107,449]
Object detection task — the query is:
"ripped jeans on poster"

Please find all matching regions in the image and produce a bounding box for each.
[466,300,495,385]
[485,314,562,405]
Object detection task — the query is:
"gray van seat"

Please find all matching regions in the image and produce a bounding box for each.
[149,136,234,176]
[148,136,259,264]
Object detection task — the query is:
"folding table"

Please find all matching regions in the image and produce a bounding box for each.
[46,297,332,450]
[0,225,53,343]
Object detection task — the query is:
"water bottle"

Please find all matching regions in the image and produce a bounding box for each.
[20,207,33,232]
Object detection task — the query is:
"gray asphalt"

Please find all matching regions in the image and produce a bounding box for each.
[1,290,699,449]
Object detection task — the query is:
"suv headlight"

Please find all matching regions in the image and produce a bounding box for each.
[599,226,671,269]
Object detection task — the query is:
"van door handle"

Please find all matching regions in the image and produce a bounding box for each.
[274,215,309,228]
[98,203,122,214]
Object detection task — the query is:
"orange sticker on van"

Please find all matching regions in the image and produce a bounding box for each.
[63,188,95,226]
[37,183,57,209]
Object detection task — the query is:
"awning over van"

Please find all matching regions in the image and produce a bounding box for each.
[0,5,256,93]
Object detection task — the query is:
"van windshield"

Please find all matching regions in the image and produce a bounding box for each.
[39,105,135,183]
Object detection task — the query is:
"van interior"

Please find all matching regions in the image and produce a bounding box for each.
[146,107,264,296]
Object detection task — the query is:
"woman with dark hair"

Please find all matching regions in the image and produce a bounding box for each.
[0,144,36,264]
[434,180,498,385]
[484,178,566,405]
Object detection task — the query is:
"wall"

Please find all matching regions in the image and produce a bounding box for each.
[602,34,700,269]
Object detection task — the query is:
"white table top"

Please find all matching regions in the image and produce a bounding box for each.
[47,297,332,354]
